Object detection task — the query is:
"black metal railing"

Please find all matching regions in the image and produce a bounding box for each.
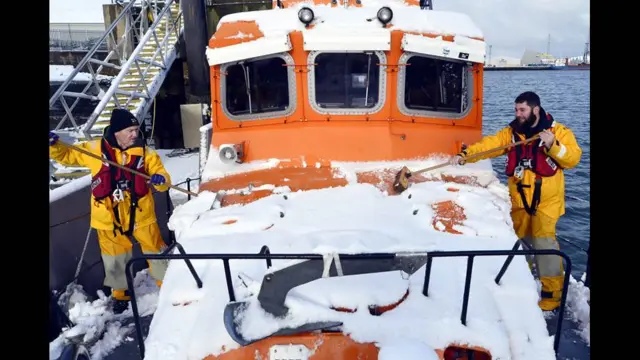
[557,235,589,288]
[162,176,201,244]
[125,240,572,359]
[422,240,572,354]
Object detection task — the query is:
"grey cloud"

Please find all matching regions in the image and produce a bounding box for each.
[435,0,589,59]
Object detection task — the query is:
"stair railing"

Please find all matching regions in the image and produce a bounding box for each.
[80,0,183,140]
[49,0,182,138]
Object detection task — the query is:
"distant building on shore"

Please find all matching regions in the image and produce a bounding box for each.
[485,56,521,67]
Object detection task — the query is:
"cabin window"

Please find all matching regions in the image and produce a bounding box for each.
[400,54,470,116]
[222,54,294,120]
[309,51,386,114]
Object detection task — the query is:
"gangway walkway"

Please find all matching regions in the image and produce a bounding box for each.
[49,0,184,181]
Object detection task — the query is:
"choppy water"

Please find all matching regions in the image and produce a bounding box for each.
[482,70,590,277]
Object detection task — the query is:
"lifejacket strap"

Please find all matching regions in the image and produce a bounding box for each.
[516,177,543,216]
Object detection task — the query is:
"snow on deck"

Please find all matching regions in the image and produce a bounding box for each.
[143,159,556,360]
[49,155,591,360]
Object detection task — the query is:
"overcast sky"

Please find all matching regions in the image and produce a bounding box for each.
[436,0,590,60]
[50,0,589,60]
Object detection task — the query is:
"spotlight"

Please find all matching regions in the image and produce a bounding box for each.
[298,7,315,27]
[377,7,393,26]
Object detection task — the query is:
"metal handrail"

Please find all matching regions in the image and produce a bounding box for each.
[81,0,183,139]
[125,242,573,359]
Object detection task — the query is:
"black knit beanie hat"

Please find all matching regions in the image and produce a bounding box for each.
[110,108,139,134]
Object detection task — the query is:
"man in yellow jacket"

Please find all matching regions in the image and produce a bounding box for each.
[50,109,172,314]
[450,91,582,311]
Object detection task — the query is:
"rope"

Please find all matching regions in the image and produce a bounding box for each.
[74,227,93,281]
[50,212,91,228]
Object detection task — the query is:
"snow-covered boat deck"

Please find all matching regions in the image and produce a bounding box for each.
[49,156,591,360]
[140,157,556,360]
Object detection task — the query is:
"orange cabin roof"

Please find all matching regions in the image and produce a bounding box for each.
[204,1,487,165]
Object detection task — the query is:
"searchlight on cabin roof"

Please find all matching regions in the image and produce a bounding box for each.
[377,6,393,26]
[298,7,314,27]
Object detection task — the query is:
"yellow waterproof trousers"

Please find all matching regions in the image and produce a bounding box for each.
[96,222,169,300]
[511,209,564,311]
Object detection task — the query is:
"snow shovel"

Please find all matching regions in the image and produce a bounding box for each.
[55,139,199,198]
[392,134,541,194]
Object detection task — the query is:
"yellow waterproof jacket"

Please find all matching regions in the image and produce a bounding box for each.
[50,128,171,231]
[460,114,582,219]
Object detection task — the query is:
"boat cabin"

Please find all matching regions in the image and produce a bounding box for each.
[199,0,487,198]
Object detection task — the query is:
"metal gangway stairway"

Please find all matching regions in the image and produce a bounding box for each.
[49,0,184,181]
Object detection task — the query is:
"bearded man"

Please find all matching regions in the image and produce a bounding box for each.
[449,91,582,312]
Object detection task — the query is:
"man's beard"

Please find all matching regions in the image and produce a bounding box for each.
[512,112,537,134]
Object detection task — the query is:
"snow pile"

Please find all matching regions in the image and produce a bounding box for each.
[143,159,557,360]
[567,274,590,345]
[50,270,160,360]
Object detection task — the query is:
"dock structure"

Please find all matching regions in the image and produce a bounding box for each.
[484,65,555,71]
[49,0,273,183]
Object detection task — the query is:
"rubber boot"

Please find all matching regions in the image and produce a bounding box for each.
[113,300,130,315]
[112,289,131,315]
[539,276,564,311]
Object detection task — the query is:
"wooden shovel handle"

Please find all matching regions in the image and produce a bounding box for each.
[412,134,541,176]
[56,140,199,197]
[464,134,541,163]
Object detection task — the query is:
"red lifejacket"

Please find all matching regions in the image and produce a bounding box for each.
[504,114,562,215]
[504,135,560,178]
[91,139,150,202]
